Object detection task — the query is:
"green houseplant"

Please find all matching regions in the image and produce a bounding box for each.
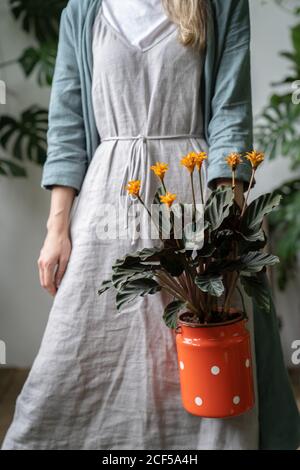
[0,0,67,177]
[98,150,281,418]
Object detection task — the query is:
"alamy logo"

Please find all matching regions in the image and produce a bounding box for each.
[291,340,300,366]
[0,340,6,365]
[0,80,6,104]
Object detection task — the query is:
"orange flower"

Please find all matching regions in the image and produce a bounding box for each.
[125,180,141,197]
[225,152,243,171]
[159,191,177,208]
[193,151,208,170]
[150,162,169,181]
[245,150,265,169]
[180,152,196,173]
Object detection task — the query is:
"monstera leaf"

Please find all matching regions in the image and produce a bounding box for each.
[9,0,68,42]
[268,179,300,289]
[0,157,26,177]
[19,43,57,86]
[0,106,48,165]
[256,95,300,166]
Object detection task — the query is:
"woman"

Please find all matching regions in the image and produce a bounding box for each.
[2,0,299,450]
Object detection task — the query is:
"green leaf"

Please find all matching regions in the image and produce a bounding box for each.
[195,242,215,258]
[240,193,282,238]
[163,300,187,329]
[112,246,179,288]
[0,106,48,164]
[204,186,234,232]
[255,98,300,168]
[112,267,155,290]
[0,158,26,177]
[19,43,57,86]
[113,246,165,269]
[116,278,161,310]
[9,0,68,42]
[240,274,272,314]
[195,274,224,297]
[238,230,267,255]
[240,252,279,273]
[268,179,300,289]
[291,24,300,57]
[205,251,279,275]
[97,279,113,296]
[160,253,184,277]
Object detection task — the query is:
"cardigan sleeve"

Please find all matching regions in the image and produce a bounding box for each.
[206,0,253,189]
[41,6,88,194]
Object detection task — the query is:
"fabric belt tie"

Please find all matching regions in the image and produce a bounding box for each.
[101,133,205,242]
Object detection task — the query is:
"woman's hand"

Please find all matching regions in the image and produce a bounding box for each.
[38,228,72,296]
[38,186,76,296]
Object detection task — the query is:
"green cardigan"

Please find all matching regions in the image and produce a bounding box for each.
[41,0,300,449]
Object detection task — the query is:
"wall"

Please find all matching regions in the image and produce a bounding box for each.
[0,0,52,367]
[0,0,299,366]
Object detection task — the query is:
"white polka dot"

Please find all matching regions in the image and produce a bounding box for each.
[220,331,225,337]
[179,361,184,370]
[211,366,220,375]
[195,396,203,406]
[245,359,250,368]
[233,396,240,405]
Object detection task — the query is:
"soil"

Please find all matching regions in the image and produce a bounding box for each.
[179,310,242,326]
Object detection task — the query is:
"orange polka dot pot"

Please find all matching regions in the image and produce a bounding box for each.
[175,312,255,418]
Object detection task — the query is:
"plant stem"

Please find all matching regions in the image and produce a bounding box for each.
[156,272,198,314]
[240,169,255,218]
[223,272,239,313]
[232,169,236,192]
[198,169,204,205]
[138,195,152,219]
[190,172,196,227]
[138,195,163,242]
[158,270,189,301]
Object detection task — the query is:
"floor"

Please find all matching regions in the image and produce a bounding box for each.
[0,368,29,446]
[0,368,299,448]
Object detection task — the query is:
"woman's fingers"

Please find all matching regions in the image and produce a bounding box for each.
[42,260,57,296]
[38,257,45,290]
[55,257,69,289]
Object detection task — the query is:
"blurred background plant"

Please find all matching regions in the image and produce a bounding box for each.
[256,0,300,290]
[0,0,67,178]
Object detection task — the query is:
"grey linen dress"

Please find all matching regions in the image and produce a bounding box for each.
[2,7,259,450]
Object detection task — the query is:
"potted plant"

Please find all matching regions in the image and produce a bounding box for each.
[98,150,281,418]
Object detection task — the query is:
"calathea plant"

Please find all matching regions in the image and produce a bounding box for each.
[98,150,281,328]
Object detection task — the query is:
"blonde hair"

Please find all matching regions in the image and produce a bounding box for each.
[161,0,208,52]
